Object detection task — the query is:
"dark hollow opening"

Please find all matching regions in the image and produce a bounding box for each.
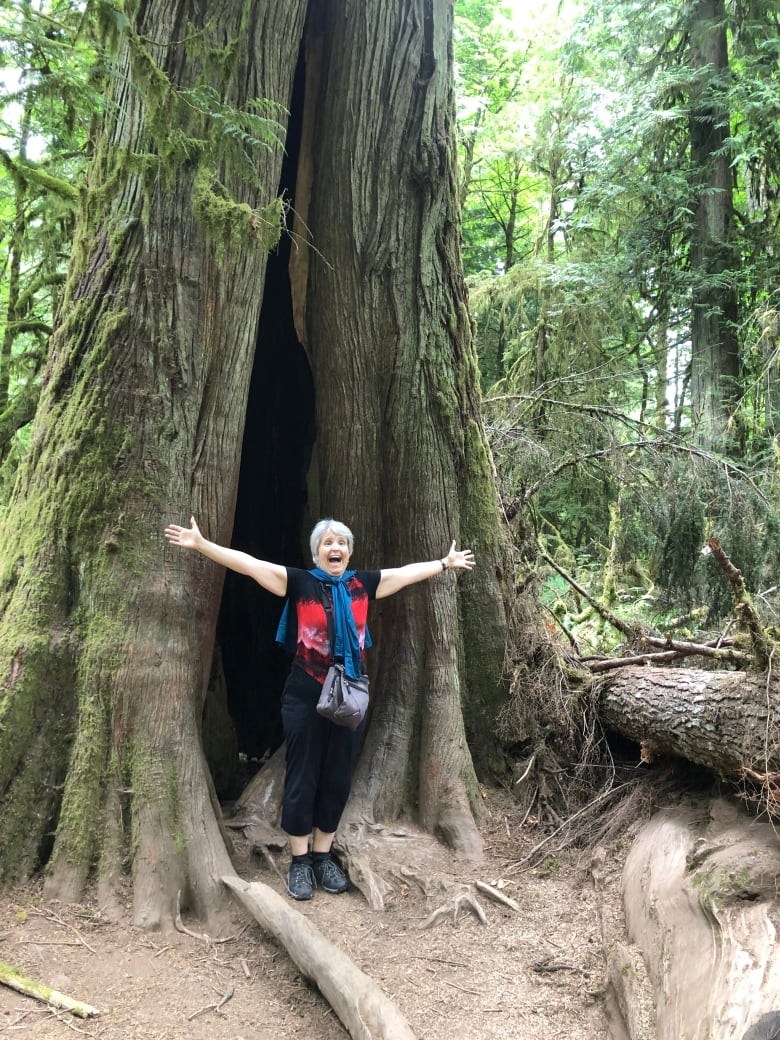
[212,41,315,795]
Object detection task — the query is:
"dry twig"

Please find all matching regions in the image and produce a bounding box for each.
[186,984,235,1021]
[473,881,520,913]
[29,907,98,955]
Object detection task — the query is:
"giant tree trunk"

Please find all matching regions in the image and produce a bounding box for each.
[0,0,508,926]
[0,1,308,928]
[290,0,507,857]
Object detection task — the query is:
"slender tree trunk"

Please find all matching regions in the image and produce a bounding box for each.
[653,308,670,429]
[0,0,307,929]
[459,106,483,203]
[688,0,740,450]
[503,155,521,271]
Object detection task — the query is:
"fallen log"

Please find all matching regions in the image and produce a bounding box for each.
[595,664,778,776]
[221,873,416,1040]
[620,798,780,1039]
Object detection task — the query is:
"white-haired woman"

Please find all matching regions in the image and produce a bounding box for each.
[164,516,475,900]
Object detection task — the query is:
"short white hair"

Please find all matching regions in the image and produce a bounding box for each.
[309,518,354,563]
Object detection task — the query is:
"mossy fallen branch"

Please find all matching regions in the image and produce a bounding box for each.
[0,960,100,1017]
[706,536,774,669]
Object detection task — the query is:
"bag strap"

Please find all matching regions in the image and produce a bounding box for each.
[317,582,336,664]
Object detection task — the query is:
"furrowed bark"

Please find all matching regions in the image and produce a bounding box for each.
[299,0,507,855]
[0,0,308,928]
[596,664,778,776]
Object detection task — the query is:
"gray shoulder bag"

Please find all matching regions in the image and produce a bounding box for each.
[316,583,370,730]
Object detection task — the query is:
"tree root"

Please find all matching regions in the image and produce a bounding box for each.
[340,848,396,911]
[420,885,487,928]
[221,873,416,1040]
[740,767,780,818]
[419,877,521,929]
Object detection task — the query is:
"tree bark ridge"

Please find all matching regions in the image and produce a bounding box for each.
[597,664,778,776]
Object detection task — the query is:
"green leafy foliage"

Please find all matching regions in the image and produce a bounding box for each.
[459,0,780,653]
[0,0,100,492]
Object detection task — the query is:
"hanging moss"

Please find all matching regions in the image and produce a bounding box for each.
[193,169,284,256]
[86,1,287,255]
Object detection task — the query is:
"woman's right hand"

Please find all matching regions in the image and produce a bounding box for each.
[164,515,203,550]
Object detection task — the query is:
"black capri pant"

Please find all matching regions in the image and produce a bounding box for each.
[280,665,360,836]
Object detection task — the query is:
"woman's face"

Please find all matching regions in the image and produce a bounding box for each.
[316,529,352,577]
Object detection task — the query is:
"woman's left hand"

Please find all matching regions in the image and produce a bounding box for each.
[444,541,475,571]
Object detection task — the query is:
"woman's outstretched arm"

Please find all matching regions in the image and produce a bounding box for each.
[375,541,475,599]
[164,516,288,597]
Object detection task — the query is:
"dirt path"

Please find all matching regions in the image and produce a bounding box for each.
[0,791,614,1039]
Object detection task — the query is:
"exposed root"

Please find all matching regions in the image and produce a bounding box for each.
[417,874,523,930]
[242,819,288,883]
[420,885,487,929]
[737,767,780,823]
[222,873,416,1039]
[173,891,245,945]
[474,879,521,912]
[338,847,395,911]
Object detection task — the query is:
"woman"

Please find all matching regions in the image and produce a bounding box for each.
[164,515,475,900]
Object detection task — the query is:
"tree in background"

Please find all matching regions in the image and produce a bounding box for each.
[0,0,97,487]
[688,0,741,449]
[460,0,780,637]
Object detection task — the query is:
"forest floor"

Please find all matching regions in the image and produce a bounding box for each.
[0,787,623,1040]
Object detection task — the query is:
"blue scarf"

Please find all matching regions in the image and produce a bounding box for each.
[275,568,371,680]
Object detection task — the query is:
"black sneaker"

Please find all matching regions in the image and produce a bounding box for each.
[312,856,349,894]
[286,861,315,901]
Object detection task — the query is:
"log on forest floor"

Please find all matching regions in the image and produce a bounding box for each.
[616,797,780,1040]
[221,873,417,1040]
[596,664,779,778]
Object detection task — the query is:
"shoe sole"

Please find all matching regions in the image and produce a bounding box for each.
[287,887,313,900]
[314,875,348,894]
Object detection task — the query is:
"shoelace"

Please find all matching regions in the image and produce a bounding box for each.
[316,859,345,884]
[289,863,314,885]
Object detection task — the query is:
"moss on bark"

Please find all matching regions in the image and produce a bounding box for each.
[0,0,307,927]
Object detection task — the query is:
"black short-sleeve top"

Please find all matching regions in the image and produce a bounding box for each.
[284,567,381,684]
